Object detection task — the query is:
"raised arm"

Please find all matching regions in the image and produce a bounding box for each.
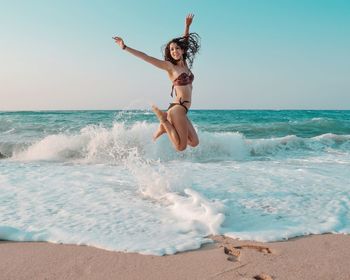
[113,37,172,72]
[184,13,194,39]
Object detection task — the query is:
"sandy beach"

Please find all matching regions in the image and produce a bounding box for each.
[1,233,349,280]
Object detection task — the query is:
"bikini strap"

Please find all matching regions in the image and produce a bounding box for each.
[179,97,190,105]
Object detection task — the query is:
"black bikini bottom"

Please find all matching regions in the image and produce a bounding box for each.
[167,98,190,114]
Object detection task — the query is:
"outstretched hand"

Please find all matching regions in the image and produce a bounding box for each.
[112,36,126,49]
[185,13,194,27]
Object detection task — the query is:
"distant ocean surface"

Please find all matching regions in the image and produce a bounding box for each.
[1,110,349,255]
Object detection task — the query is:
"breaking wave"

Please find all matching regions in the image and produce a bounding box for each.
[1,122,348,162]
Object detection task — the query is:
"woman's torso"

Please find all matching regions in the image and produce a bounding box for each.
[168,65,194,109]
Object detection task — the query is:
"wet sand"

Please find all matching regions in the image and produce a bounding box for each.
[1,234,349,280]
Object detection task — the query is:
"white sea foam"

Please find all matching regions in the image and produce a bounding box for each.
[9,122,350,163]
[2,120,350,254]
[1,144,226,255]
[11,122,250,162]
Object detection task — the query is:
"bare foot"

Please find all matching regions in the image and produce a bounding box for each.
[152,105,167,123]
[153,124,166,141]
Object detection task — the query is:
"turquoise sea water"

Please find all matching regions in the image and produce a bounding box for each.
[0,110,349,255]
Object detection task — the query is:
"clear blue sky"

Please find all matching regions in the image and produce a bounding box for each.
[1,0,349,110]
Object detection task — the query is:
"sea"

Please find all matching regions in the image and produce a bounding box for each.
[0,110,349,255]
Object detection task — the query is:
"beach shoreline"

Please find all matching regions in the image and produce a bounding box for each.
[1,233,349,280]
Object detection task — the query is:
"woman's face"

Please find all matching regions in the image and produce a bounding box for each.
[169,42,184,61]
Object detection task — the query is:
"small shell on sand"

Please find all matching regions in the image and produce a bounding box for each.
[254,273,273,280]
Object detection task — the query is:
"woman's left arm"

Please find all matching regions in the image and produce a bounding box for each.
[184,13,194,38]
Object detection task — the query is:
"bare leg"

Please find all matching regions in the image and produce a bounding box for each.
[186,117,199,147]
[153,111,167,141]
[152,105,180,146]
[152,105,188,151]
[153,124,166,141]
[154,117,199,147]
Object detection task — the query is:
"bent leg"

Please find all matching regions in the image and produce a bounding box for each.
[152,105,188,151]
[154,117,199,147]
[153,112,168,141]
[187,117,199,147]
[153,123,166,141]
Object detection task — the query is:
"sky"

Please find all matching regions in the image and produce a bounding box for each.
[1,0,349,110]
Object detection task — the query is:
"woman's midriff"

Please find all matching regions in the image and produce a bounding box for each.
[172,85,192,108]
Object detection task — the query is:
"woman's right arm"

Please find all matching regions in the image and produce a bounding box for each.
[113,37,172,72]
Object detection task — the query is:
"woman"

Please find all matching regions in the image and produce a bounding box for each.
[113,14,200,151]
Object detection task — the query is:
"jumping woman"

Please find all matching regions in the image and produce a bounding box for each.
[113,14,200,151]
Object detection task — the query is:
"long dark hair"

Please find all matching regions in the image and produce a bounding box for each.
[163,33,200,68]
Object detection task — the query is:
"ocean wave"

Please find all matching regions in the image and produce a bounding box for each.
[209,116,349,138]
[5,122,350,163]
[248,133,350,156]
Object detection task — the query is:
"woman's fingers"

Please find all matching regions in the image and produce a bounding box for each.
[112,36,125,49]
[187,13,194,19]
[113,37,123,43]
[186,13,194,25]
